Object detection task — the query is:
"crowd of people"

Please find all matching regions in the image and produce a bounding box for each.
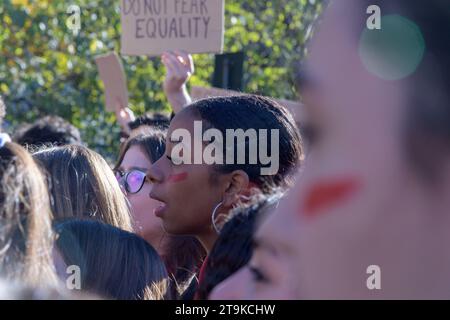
[0,0,450,300]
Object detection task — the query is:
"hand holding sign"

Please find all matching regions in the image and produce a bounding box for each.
[121,0,224,56]
[95,52,129,113]
[162,51,194,93]
[95,52,136,133]
[162,51,194,113]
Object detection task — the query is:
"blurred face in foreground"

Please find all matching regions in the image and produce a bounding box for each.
[212,1,450,299]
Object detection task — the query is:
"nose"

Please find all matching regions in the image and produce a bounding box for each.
[147,157,164,184]
[209,267,250,300]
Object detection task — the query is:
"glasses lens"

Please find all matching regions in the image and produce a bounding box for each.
[126,170,146,194]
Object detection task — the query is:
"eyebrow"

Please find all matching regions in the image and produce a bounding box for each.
[253,236,278,256]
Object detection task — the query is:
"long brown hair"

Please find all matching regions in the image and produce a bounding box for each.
[115,132,206,298]
[0,141,57,286]
[55,219,169,300]
[33,145,133,232]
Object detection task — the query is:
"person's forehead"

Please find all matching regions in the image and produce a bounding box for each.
[307,3,361,82]
[167,108,198,139]
[255,205,299,256]
[303,1,407,127]
[122,145,150,166]
[298,5,356,121]
[169,112,190,130]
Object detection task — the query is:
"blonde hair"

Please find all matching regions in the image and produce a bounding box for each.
[33,145,133,232]
[0,142,57,286]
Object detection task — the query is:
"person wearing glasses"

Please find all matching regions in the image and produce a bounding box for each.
[114,131,167,245]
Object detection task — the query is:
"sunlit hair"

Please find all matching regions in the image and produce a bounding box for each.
[0,279,97,300]
[33,145,133,231]
[0,142,57,286]
[55,219,170,300]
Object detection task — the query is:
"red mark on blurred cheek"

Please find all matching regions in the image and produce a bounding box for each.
[168,172,188,183]
[303,178,361,217]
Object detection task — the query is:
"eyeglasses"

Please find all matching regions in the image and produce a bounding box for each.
[115,169,147,194]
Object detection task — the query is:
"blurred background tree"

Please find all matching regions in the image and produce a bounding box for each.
[0,0,323,160]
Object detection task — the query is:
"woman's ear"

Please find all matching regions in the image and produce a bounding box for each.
[222,170,250,207]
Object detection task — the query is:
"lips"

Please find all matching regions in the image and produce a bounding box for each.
[154,201,167,218]
[149,192,168,218]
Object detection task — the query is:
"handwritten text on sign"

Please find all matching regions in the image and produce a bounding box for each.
[121,0,224,56]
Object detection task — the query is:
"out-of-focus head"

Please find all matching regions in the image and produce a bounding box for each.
[0,139,57,286]
[13,115,82,148]
[33,145,133,231]
[55,219,170,300]
[199,192,281,300]
[232,0,450,299]
[128,112,171,138]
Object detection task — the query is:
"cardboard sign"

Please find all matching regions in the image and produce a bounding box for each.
[95,52,129,112]
[121,0,225,56]
[190,86,305,124]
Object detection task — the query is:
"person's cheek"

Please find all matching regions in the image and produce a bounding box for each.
[209,267,250,300]
[167,172,188,183]
[301,177,363,218]
[127,194,145,231]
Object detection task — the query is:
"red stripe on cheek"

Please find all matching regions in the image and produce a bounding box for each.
[168,172,188,183]
[303,178,362,217]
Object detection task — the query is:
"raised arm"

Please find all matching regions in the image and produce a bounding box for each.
[162,51,194,114]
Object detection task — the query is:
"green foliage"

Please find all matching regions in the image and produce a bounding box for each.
[0,0,323,160]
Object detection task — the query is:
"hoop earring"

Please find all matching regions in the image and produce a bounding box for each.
[211,201,223,234]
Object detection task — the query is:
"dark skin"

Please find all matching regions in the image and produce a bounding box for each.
[147,108,249,252]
